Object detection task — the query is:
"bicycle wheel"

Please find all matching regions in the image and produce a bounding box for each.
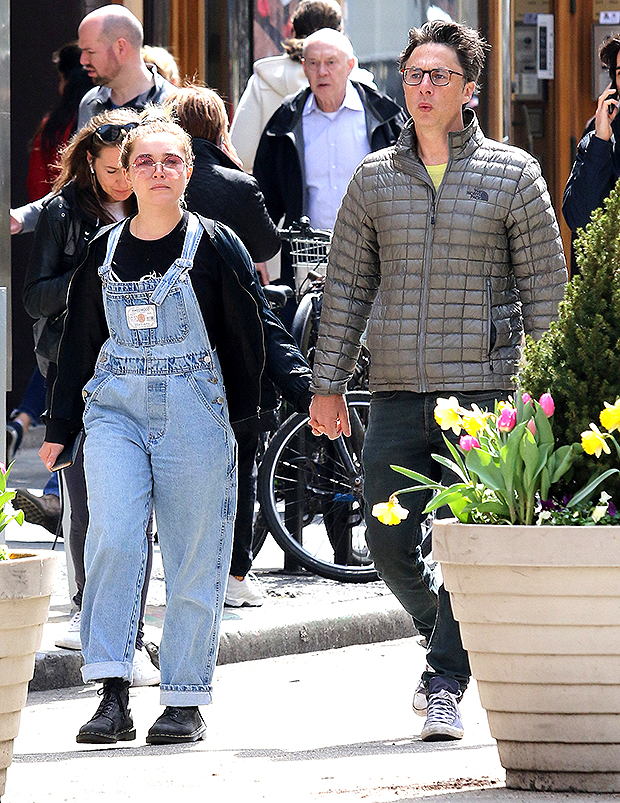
[257,391,378,582]
[251,508,269,558]
[291,289,321,361]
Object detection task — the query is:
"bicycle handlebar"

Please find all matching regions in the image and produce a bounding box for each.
[278,215,332,243]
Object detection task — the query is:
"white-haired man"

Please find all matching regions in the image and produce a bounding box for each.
[77,4,174,127]
[253,28,405,306]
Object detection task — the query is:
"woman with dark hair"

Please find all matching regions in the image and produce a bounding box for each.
[26,43,94,201]
[20,108,161,687]
[7,44,93,463]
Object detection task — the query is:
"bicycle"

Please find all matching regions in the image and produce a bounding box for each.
[255,219,377,583]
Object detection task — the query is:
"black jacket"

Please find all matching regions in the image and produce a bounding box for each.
[23,182,99,367]
[563,116,620,232]
[186,138,280,263]
[46,214,312,445]
[254,81,407,230]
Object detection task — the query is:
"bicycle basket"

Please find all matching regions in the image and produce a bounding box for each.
[284,221,332,298]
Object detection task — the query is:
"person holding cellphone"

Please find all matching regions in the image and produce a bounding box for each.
[40,111,311,745]
[563,34,620,232]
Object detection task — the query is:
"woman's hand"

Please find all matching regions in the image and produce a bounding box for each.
[39,442,64,470]
[595,82,619,141]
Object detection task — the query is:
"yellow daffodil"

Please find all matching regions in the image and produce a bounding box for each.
[600,400,620,433]
[434,396,463,435]
[462,413,484,437]
[581,423,611,458]
[371,494,409,526]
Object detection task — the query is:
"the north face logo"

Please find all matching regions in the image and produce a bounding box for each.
[467,189,489,201]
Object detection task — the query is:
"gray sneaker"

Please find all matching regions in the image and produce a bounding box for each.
[421,689,464,741]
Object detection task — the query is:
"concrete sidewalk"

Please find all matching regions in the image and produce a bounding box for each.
[4,428,416,691]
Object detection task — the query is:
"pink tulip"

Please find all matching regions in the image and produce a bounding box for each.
[0,462,6,475]
[526,419,536,435]
[521,392,532,404]
[497,407,517,432]
[539,393,555,417]
[459,434,480,451]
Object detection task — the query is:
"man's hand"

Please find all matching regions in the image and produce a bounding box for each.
[10,210,23,235]
[39,442,64,471]
[595,82,619,142]
[308,394,351,439]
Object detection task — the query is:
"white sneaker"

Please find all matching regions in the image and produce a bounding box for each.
[412,677,427,716]
[55,610,82,650]
[132,647,161,687]
[225,573,264,607]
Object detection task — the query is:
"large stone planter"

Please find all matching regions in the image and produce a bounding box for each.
[433,520,620,793]
[0,550,56,799]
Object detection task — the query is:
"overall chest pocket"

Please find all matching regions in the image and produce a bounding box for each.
[106,287,190,347]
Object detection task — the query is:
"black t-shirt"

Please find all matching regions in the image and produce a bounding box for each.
[112,212,191,280]
[99,211,226,358]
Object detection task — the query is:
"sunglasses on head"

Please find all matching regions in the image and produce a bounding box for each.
[94,122,140,144]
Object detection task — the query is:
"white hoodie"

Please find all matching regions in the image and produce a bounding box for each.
[230,54,376,173]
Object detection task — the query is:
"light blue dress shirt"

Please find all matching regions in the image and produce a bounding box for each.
[302,81,371,230]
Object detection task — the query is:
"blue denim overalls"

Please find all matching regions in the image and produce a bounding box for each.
[80,213,236,706]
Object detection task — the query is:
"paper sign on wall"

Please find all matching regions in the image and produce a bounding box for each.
[537,14,554,79]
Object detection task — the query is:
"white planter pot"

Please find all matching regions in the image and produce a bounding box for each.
[0,550,56,798]
[433,520,620,793]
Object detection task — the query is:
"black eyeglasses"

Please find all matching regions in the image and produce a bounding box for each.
[401,67,464,86]
[94,122,140,144]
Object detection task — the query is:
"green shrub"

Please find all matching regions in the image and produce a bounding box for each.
[519,181,620,498]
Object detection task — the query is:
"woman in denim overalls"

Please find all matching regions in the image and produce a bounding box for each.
[41,117,253,746]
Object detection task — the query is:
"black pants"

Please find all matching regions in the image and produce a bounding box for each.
[229,430,260,577]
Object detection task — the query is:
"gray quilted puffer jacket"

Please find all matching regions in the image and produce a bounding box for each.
[311,109,568,395]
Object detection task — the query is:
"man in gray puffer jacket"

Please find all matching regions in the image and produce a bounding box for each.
[309,21,567,742]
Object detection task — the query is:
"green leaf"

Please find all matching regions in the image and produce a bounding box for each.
[465,448,506,492]
[441,435,470,481]
[533,405,555,447]
[499,422,527,496]
[549,444,576,484]
[390,465,443,490]
[540,465,551,501]
[432,453,468,483]
[421,484,472,514]
[468,499,511,518]
[566,468,620,508]
[519,428,539,487]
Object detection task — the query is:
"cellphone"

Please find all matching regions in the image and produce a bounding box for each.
[609,77,618,114]
[50,430,84,472]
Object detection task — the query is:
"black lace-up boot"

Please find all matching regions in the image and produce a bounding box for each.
[76,678,136,744]
[146,706,206,744]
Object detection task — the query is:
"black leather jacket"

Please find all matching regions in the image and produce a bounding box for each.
[45,214,312,445]
[23,182,100,366]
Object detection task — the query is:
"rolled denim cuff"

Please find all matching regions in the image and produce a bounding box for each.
[81,660,132,684]
[160,684,213,706]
